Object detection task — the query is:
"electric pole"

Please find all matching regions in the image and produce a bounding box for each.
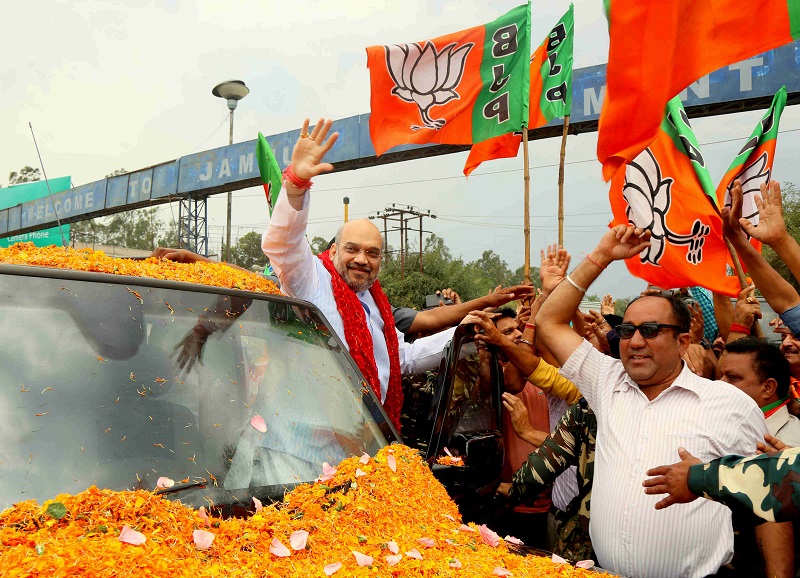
[369,204,436,279]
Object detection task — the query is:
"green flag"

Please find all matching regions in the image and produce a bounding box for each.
[256,132,282,216]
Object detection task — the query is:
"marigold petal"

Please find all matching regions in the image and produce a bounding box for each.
[387,454,396,472]
[250,414,267,433]
[192,529,215,550]
[270,538,291,557]
[405,548,423,560]
[290,530,309,550]
[352,551,373,566]
[156,477,174,489]
[385,554,402,566]
[387,541,399,554]
[118,525,146,546]
[323,562,342,575]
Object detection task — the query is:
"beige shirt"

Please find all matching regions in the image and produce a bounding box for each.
[766,405,800,447]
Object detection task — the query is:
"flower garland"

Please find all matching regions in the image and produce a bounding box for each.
[1,445,598,577]
[0,243,280,294]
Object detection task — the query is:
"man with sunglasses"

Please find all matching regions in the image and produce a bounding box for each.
[535,225,768,578]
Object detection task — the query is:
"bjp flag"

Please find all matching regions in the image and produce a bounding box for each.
[256,132,282,216]
[715,87,787,256]
[463,4,574,177]
[598,0,800,181]
[609,97,740,296]
[366,4,530,156]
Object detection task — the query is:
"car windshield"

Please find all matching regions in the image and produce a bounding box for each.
[0,268,392,512]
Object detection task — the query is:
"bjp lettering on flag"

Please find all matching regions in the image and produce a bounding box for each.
[464,4,573,177]
[598,0,800,181]
[715,87,788,256]
[609,97,740,296]
[366,4,530,156]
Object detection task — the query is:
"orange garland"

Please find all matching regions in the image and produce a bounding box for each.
[1,445,598,577]
[0,243,281,294]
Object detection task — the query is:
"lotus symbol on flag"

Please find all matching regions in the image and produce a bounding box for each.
[623,149,710,266]
[384,40,473,131]
[722,152,771,234]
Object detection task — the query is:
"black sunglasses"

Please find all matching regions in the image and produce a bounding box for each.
[616,322,683,339]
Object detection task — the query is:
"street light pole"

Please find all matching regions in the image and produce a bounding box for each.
[212,80,250,263]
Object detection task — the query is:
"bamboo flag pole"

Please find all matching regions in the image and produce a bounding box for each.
[522,125,531,283]
[557,115,571,247]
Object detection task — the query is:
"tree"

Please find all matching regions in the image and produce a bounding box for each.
[235,231,267,270]
[310,236,330,255]
[9,166,41,185]
[106,168,128,178]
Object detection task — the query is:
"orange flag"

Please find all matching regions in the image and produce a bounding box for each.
[463,5,574,177]
[598,0,800,181]
[609,97,740,296]
[366,4,530,157]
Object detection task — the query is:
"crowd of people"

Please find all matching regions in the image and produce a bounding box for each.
[252,119,800,578]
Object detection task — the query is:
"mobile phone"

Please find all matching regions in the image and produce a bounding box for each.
[425,294,454,309]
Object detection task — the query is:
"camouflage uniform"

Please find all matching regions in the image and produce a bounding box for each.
[687,446,800,523]
[507,397,597,562]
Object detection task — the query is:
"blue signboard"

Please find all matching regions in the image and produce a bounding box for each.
[4,41,799,239]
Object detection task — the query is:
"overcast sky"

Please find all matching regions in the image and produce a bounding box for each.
[3,0,800,298]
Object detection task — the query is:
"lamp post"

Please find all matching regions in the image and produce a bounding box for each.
[212,80,250,263]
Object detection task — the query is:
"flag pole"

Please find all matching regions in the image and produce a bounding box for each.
[557,115,571,247]
[724,238,748,289]
[522,125,531,283]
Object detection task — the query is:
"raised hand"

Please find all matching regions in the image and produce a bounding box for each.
[467,310,506,347]
[601,294,616,316]
[688,301,705,345]
[437,287,462,305]
[595,225,652,262]
[732,284,762,330]
[291,118,339,180]
[540,244,571,296]
[741,181,788,246]
[720,180,748,244]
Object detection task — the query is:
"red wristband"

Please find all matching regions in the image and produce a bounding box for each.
[283,165,314,189]
[525,323,536,330]
[730,323,751,335]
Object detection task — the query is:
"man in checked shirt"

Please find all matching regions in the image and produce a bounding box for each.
[535,225,776,578]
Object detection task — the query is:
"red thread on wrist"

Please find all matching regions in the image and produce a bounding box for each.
[283,165,314,189]
[730,323,751,335]
[525,322,536,329]
[585,254,605,269]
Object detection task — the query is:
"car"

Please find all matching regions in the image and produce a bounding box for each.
[0,261,505,519]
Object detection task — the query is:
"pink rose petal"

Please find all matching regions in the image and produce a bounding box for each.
[458,524,475,533]
[192,529,215,550]
[252,496,262,513]
[322,462,337,476]
[443,514,456,522]
[352,551,373,566]
[387,448,394,453]
[387,541,399,554]
[355,468,366,477]
[359,452,370,465]
[444,447,454,457]
[576,560,595,569]
[417,537,435,548]
[405,548,423,560]
[449,558,462,568]
[197,506,211,527]
[270,538,291,557]
[250,414,267,433]
[551,554,568,564]
[504,535,523,545]
[493,568,512,577]
[445,539,456,545]
[387,454,396,472]
[385,554,403,566]
[479,524,501,547]
[316,474,334,483]
[290,530,309,551]
[156,476,174,489]
[323,562,342,575]
[118,525,146,546]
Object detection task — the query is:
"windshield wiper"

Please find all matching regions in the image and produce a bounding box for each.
[154,478,207,496]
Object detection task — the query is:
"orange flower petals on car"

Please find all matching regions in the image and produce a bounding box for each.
[0,243,281,294]
[0,445,599,577]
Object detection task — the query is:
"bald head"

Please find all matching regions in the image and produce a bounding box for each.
[330,219,383,292]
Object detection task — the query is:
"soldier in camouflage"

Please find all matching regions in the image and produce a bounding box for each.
[643,444,800,523]
[502,397,597,562]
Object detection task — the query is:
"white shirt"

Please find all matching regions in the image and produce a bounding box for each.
[561,340,767,578]
[766,405,800,447]
[261,188,454,402]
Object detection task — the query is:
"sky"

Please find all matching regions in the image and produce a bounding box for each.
[3,0,800,298]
